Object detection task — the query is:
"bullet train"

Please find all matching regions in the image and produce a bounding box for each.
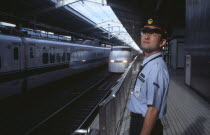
[0,34,110,100]
[108,46,132,73]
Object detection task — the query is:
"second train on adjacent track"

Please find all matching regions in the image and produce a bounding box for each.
[0,34,110,100]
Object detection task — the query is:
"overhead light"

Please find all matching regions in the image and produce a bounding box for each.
[0,22,16,27]
[48,32,54,34]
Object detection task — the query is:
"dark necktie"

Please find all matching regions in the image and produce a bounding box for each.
[139,64,144,72]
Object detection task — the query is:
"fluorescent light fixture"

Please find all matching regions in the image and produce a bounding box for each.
[0,22,16,27]
[73,129,88,134]
[55,0,107,7]
[48,32,54,34]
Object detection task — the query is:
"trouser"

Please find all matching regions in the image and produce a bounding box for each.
[129,112,163,135]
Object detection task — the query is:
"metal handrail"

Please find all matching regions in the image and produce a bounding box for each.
[98,55,140,135]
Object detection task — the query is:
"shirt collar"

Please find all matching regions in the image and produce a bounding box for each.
[142,52,162,65]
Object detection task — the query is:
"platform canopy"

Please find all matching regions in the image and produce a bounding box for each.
[0,0,135,47]
[65,0,140,50]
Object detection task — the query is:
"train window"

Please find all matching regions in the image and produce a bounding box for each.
[72,53,74,60]
[50,54,55,63]
[42,53,48,64]
[30,47,34,58]
[62,53,65,61]
[81,53,83,59]
[56,53,61,62]
[14,47,19,60]
[74,53,76,60]
[67,53,70,61]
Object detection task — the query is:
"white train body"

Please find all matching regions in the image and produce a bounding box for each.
[0,34,110,100]
[108,46,132,73]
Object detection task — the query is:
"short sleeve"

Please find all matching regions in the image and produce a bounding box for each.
[146,68,166,111]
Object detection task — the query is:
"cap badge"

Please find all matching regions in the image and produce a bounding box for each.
[148,19,153,24]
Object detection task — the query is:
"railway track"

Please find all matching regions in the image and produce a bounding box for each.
[25,74,120,135]
[0,66,114,135]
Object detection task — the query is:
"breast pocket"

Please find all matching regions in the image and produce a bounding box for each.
[135,75,147,103]
[134,79,143,98]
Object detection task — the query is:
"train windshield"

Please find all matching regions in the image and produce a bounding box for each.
[111,48,131,51]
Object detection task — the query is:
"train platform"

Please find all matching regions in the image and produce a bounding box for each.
[118,69,210,135]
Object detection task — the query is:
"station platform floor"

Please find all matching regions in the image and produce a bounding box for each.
[119,69,210,135]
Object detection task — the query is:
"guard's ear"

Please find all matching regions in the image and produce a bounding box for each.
[159,39,166,48]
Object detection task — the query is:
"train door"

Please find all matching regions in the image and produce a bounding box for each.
[50,45,56,64]
[185,54,191,86]
[0,39,22,73]
[170,40,177,69]
[12,42,22,72]
[67,47,71,66]
[28,43,37,68]
[0,42,4,73]
[61,46,66,62]
[42,45,49,65]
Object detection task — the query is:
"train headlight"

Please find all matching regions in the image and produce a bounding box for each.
[122,60,128,63]
[82,60,86,62]
[110,60,115,63]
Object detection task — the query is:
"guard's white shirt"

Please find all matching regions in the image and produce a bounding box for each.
[127,52,169,119]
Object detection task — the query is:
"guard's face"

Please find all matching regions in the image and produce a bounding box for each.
[140,31,166,53]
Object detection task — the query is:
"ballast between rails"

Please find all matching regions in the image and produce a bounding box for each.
[25,74,111,135]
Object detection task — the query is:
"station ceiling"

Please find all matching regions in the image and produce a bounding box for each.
[0,0,185,46]
[107,0,185,45]
[0,0,124,45]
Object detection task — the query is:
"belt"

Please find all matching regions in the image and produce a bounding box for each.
[131,112,144,118]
